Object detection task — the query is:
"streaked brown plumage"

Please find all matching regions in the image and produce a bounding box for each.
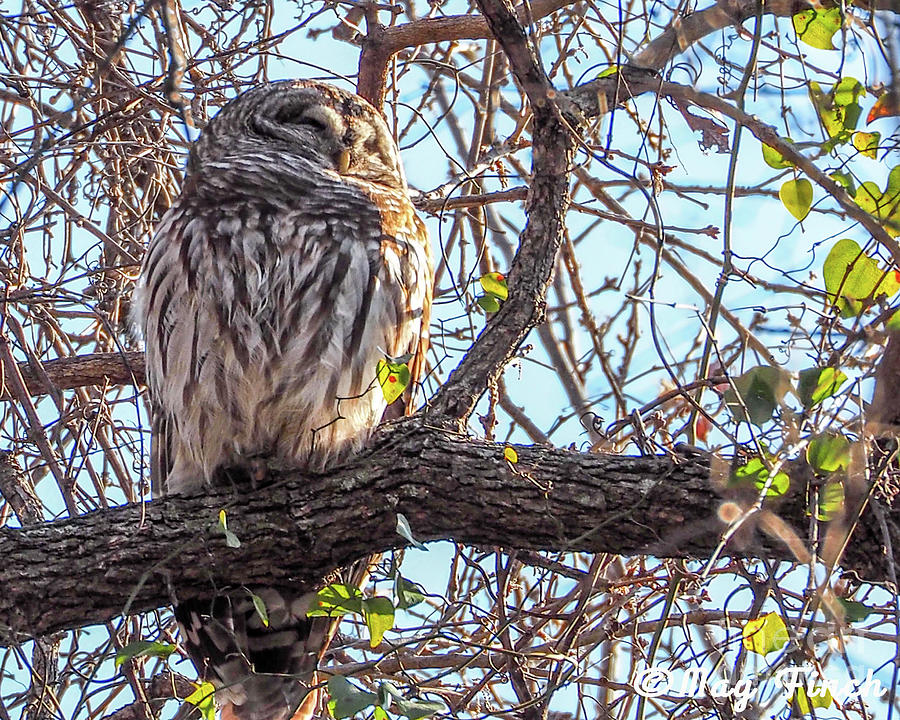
[133,80,432,720]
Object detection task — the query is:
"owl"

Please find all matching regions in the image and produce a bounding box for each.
[132,81,433,720]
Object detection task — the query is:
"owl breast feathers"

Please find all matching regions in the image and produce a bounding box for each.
[132,80,432,720]
[134,80,432,495]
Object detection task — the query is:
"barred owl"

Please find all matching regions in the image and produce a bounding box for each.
[133,81,432,720]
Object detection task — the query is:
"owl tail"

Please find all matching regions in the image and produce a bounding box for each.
[175,588,335,720]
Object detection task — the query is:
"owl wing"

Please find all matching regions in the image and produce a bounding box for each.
[376,198,433,420]
[405,213,432,415]
[149,409,174,497]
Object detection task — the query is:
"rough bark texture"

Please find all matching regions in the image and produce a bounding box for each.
[0,418,894,645]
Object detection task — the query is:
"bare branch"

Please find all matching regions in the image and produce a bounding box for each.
[0,352,145,401]
[356,0,574,105]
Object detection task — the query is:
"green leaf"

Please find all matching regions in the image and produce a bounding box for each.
[374,707,391,720]
[792,7,841,49]
[779,178,813,221]
[823,238,900,314]
[309,584,364,617]
[248,590,269,628]
[596,65,619,78]
[793,684,834,714]
[762,140,794,169]
[723,366,790,426]
[837,598,873,622]
[396,513,427,551]
[376,359,410,405]
[830,170,856,197]
[214,509,241,548]
[809,78,864,146]
[852,131,880,159]
[797,367,847,408]
[114,640,176,669]
[327,676,378,719]
[362,596,395,648]
[806,433,851,473]
[742,612,789,655]
[855,180,883,215]
[816,480,845,521]
[477,295,501,313]
[394,576,426,610]
[184,681,217,720]
[379,683,445,720]
[732,457,790,497]
[853,165,900,237]
[479,272,508,301]
[377,682,394,710]
[833,77,866,107]
[394,699,445,720]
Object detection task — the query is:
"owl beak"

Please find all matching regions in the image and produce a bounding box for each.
[337,149,351,174]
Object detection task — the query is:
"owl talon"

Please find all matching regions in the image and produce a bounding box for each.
[247,458,268,489]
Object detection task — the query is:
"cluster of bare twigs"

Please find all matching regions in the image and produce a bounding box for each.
[2,0,900,719]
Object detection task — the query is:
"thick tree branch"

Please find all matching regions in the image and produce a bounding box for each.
[426,0,575,426]
[0,419,894,645]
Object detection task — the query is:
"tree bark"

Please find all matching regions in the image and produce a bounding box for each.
[0,418,893,645]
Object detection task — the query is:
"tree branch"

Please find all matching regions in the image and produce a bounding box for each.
[426,0,576,426]
[0,419,894,645]
[0,351,145,401]
[356,0,573,106]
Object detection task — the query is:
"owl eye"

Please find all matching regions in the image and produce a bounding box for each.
[280,112,329,133]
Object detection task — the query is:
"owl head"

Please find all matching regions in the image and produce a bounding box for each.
[188,80,408,190]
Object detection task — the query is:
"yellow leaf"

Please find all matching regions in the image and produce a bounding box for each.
[479,272,508,301]
[780,178,813,221]
[504,446,518,464]
[185,682,217,720]
[793,684,833,714]
[376,359,410,405]
[762,140,794,169]
[792,7,841,50]
[742,612,789,655]
[852,131,880,159]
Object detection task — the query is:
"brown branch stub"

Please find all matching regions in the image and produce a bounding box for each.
[355,0,573,107]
